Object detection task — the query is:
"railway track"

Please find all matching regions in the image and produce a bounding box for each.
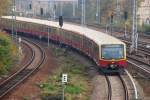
[0,38,45,98]
[121,38,150,54]
[127,58,150,76]
[122,39,150,76]
[105,74,129,100]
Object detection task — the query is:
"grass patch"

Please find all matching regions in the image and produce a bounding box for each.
[65,85,83,94]
[38,45,91,100]
[23,96,29,100]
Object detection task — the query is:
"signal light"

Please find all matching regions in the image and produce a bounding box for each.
[124,11,128,21]
[62,74,68,83]
[110,14,113,23]
[59,16,63,27]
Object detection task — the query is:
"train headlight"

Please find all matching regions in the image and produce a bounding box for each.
[146,44,150,48]
[110,64,115,68]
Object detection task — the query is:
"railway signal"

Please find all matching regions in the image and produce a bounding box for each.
[124,11,128,21]
[62,74,68,83]
[59,16,63,27]
[110,13,114,24]
[124,11,128,38]
[61,74,68,100]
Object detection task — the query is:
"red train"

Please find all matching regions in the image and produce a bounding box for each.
[0,16,127,73]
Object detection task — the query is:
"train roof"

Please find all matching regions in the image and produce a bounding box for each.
[2,16,125,46]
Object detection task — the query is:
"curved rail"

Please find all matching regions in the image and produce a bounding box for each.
[125,70,138,100]
[0,38,45,98]
[0,41,35,86]
[118,74,129,100]
[105,75,112,100]
[105,74,129,100]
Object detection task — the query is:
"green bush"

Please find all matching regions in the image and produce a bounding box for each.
[0,31,17,75]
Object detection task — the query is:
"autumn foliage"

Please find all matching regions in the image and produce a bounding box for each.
[0,31,17,75]
[0,0,10,16]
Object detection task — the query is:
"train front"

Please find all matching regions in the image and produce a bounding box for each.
[99,44,127,73]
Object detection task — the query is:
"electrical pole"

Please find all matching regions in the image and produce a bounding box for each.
[60,2,63,16]
[12,0,17,39]
[48,27,50,47]
[130,0,138,54]
[53,0,56,20]
[124,0,128,38]
[73,0,75,17]
[81,0,85,25]
[11,13,14,39]
[96,0,100,24]
[48,0,50,19]
[116,0,120,23]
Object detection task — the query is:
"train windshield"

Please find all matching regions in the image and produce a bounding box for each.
[101,45,124,60]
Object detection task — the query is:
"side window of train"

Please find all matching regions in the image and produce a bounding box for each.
[66,31,70,39]
[68,31,72,40]
[42,25,45,32]
[24,23,26,29]
[37,24,40,31]
[26,23,29,29]
[45,26,48,32]
[39,25,42,32]
[37,24,39,31]
[17,22,19,29]
[3,20,6,27]
[46,26,48,33]
[6,20,8,28]
[88,39,92,47]
[19,22,21,29]
[43,25,46,32]
[26,23,28,29]
[17,22,20,29]
[27,23,30,30]
[33,23,35,30]
[53,28,56,34]
[9,20,11,28]
[0,19,3,26]
[68,32,72,40]
[34,24,37,31]
[95,44,99,52]
[15,21,17,29]
[93,43,98,53]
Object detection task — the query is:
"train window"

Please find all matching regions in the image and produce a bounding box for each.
[101,44,124,60]
[93,43,99,60]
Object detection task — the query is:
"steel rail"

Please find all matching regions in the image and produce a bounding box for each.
[118,74,129,100]
[127,60,150,75]
[0,41,34,86]
[125,70,138,100]
[105,75,112,100]
[0,38,45,98]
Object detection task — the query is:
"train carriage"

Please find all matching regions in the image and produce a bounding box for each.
[0,16,127,73]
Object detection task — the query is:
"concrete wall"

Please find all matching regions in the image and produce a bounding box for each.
[138,0,150,25]
[16,0,77,18]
